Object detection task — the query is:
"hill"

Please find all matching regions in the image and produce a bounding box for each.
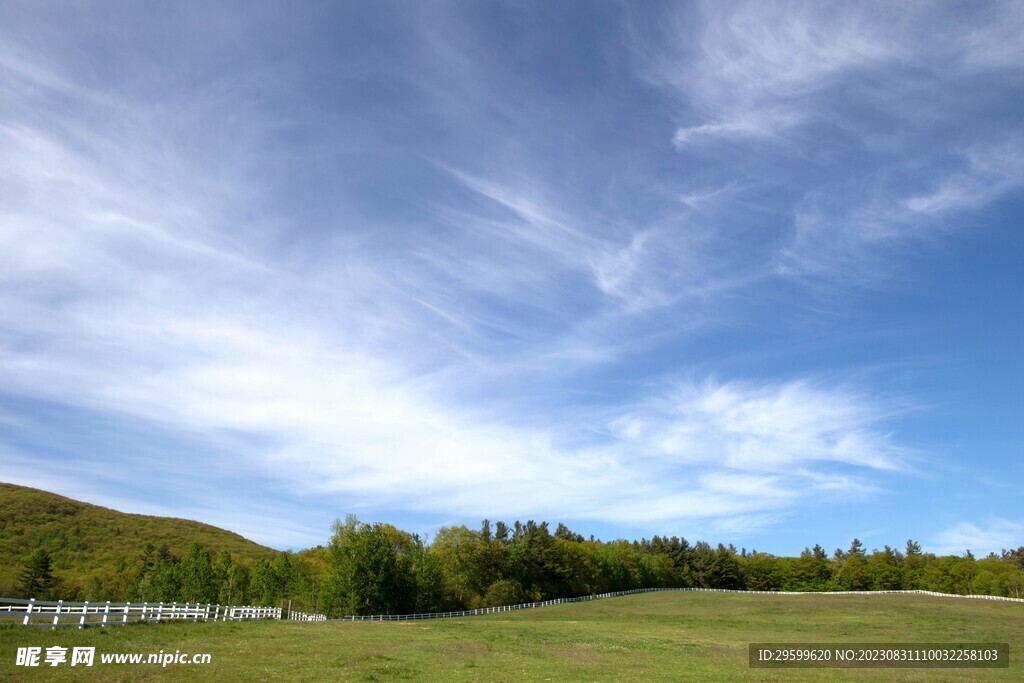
[0,482,276,597]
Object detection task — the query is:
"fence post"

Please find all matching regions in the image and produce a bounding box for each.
[103,601,110,625]
[54,599,63,627]
[23,598,34,626]
[80,601,89,628]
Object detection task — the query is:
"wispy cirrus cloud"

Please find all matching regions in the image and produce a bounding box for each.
[902,136,1024,216]
[0,80,904,534]
[634,1,1024,284]
[644,0,900,148]
[443,170,732,316]
[1,2,1018,552]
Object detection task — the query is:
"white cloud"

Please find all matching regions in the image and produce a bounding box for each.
[692,1,897,99]
[777,133,1024,280]
[634,2,1024,288]
[0,76,731,532]
[903,137,1024,216]
[932,519,1024,556]
[610,379,905,473]
[0,149,908,529]
[648,1,901,147]
[440,169,742,321]
[673,110,800,149]
[0,3,945,547]
[674,182,740,211]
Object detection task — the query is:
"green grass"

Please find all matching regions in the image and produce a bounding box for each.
[1,592,1021,681]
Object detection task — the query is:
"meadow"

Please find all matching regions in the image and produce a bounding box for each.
[1,591,1021,681]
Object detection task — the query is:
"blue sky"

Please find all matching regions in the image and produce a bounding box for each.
[1,1,1021,555]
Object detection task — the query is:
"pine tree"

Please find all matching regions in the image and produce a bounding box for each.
[18,549,55,599]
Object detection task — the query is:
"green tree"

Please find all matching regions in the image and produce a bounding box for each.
[639,551,680,589]
[556,538,601,595]
[178,542,215,603]
[742,552,784,591]
[902,540,927,590]
[143,558,180,602]
[484,578,527,606]
[212,551,232,602]
[271,552,294,599]
[835,540,871,591]
[690,542,742,589]
[867,546,903,590]
[712,544,744,589]
[325,517,419,616]
[788,546,832,591]
[949,556,979,595]
[521,521,573,599]
[1006,570,1024,599]
[290,548,330,613]
[250,558,276,606]
[432,525,488,608]
[220,563,250,605]
[598,543,634,592]
[690,542,716,588]
[18,549,55,599]
[410,541,444,613]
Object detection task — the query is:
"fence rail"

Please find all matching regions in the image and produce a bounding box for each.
[4,587,1018,628]
[0,598,283,628]
[332,587,1024,622]
[289,610,327,622]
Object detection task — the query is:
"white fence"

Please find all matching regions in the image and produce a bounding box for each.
[333,587,1024,622]
[0,598,283,628]
[4,587,1018,627]
[288,610,327,622]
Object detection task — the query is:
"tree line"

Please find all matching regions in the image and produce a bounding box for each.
[16,518,1024,615]
[15,542,327,611]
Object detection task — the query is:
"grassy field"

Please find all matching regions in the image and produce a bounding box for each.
[1,592,1021,681]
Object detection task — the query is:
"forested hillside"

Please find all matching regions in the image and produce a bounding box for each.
[0,483,276,597]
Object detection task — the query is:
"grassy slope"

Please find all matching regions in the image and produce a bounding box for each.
[0,483,275,594]
[1,592,1021,681]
